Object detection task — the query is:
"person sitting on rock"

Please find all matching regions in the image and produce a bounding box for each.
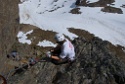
[46,33,75,65]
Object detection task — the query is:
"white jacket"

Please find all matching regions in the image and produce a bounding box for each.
[59,39,75,61]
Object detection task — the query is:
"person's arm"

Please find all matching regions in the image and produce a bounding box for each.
[51,55,61,61]
[46,51,61,61]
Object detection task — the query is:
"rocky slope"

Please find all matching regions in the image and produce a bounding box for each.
[8,30,125,84]
[0,0,125,84]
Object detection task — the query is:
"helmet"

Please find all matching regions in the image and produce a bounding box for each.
[55,33,65,42]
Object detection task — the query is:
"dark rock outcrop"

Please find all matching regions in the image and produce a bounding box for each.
[8,35,125,84]
[101,6,123,14]
[46,36,125,84]
[77,0,115,7]
[70,8,81,14]
[73,0,123,14]
[72,37,125,84]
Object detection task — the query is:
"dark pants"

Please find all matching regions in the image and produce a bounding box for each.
[51,49,69,65]
[51,47,75,65]
[51,58,69,65]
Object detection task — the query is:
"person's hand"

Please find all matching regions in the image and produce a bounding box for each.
[46,51,51,58]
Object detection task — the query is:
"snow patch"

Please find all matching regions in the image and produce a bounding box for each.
[37,40,56,47]
[18,0,125,47]
[17,30,33,44]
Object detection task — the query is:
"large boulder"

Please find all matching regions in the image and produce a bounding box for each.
[101,6,123,14]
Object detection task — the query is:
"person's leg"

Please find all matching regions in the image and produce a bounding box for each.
[51,58,68,65]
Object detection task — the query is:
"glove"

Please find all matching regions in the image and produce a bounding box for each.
[46,51,51,58]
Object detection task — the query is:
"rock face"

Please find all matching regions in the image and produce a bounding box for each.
[101,6,123,14]
[8,36,125,84]
[72,37,125,84]
[0,0,20,74]
[35,37,125,84]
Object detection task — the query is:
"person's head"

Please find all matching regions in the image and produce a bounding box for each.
[55,33,65,44]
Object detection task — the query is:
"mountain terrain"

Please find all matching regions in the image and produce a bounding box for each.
[0,0,125,84]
